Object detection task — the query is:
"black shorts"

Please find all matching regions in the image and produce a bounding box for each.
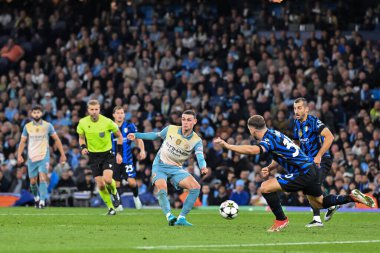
[318,157,332,184]
[277,164,323,197]
[113,163,136,181]
[88,150,115,177]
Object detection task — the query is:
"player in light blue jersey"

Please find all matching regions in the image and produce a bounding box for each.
[127,110,208,226]
[112,106,146,211]
[17,105,67,208]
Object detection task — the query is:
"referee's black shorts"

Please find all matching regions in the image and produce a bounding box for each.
[88,150,115,177]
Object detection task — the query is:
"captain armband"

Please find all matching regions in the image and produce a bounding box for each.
[254,145,264,155]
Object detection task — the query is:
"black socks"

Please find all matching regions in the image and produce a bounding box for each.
[322,195,352,208]
[262,192,287,221]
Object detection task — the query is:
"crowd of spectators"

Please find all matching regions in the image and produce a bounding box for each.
[0,0,380,208]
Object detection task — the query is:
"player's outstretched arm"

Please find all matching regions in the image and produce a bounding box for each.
[128,125,168,141]
[127,132,160,141]
[135,139,146,160]
[51,133,67,164]
[213,137,265,155]
[17,136,27,164]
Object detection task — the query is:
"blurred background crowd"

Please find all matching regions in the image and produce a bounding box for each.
[0,0,379,208]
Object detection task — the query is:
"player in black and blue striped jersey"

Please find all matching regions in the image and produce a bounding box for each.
[112,106,146,211]
[214,115,375,232]
[294,98,337,227]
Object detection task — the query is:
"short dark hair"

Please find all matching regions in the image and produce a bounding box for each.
[294,97,308,106]
[247,115,266,130]
[31,104,43,112]
[113,105,123,114]
[182,110,196,118]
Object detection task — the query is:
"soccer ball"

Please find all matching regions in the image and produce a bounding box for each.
[219,200,239,219]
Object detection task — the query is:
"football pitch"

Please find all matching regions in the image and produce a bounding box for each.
[0,207,379,253]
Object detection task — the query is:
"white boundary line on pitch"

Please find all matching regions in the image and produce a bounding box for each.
[135,240,380,250]
[0,212,308,216]
[0,212,376,216]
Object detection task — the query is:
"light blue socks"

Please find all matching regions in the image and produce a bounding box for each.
[157,189,171,215]
[180,188,200,217]
[39,182,48,201]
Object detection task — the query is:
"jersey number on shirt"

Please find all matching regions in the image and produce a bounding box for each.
[283,138,300,157]
[274,130,300,157]
[124,165,133,173]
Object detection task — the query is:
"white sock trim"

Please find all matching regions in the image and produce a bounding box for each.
[313,216,322,222]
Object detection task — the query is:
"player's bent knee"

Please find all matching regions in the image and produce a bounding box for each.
[314,198,324,209]
[260,182,270,194]
[95,178,106,189]
[98,184,106,190]
[39,174,47,182]
[154,180,167,191]
[310,201,322,209]
[192,181,201,190]
[307,195,323,209]
[155,188,167,196]
[103,175,112,184]
[104,178,112,185]
[128,179,137,188]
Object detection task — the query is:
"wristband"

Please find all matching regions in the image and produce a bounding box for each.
[80,144,87,150]
[117,144,123,154]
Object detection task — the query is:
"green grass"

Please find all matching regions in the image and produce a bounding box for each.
[0,207,379,253]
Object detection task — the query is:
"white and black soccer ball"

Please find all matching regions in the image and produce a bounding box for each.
[219,200,239,219]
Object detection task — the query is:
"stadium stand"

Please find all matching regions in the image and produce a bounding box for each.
[0,0,379,208]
